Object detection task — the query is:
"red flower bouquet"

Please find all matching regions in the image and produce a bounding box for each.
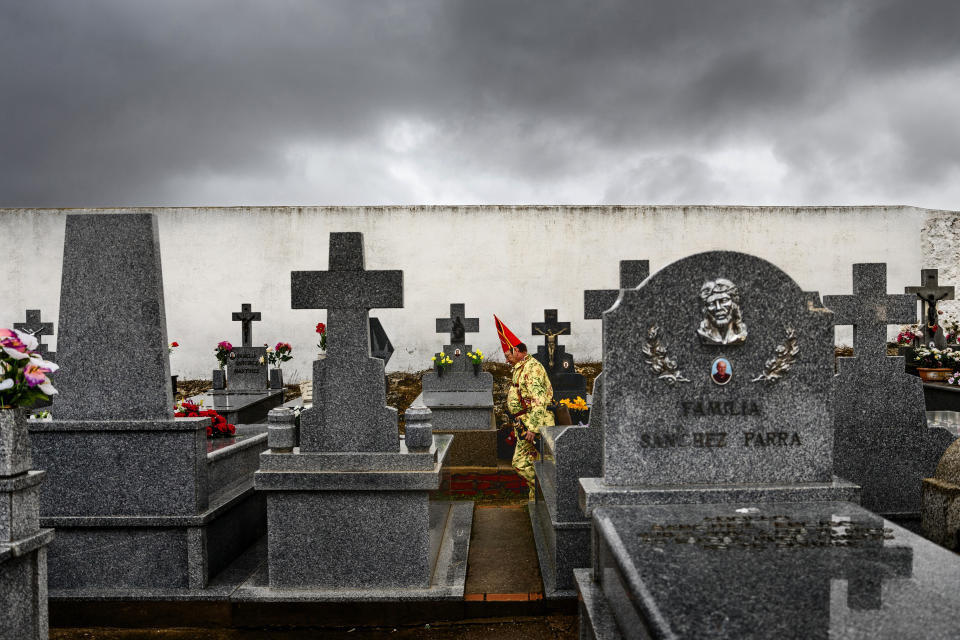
[174,401,236,438]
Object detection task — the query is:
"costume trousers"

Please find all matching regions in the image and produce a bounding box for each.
[512,437,538,500]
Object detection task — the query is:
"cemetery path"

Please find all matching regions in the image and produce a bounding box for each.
[464,504,543,598]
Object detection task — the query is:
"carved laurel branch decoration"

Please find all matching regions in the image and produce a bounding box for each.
[643,326,691,385]
[751,328,799,383]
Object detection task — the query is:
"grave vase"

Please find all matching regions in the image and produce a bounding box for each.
[270,368,284,390]
[918,367,953,382]
[0,407,31,476]
[472,363,481,376]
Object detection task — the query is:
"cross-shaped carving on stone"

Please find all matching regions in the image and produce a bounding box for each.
[584,260,650,320]
[231,303,261,347]
[14,309,55,357]
[435,303,479,346]
[823,264,915,358]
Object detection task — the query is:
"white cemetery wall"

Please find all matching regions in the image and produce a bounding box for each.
[1,205,957,378]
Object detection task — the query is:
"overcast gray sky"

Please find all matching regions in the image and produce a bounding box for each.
[2,1,958,208]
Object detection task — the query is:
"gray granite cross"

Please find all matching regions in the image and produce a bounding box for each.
[823,264,915,357]
[13,309,55,358]
[292,232,403,360]
[584,260,650,319]
[231,303,261,347]
[435,303,479,346]
[291,233,403,451]
[905,268,955,322]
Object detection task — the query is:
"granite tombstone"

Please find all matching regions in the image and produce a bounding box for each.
[28,213,268,595]
[573,253,957,639]
[251,232,471,595]
[827,263,957,517]
[227,303,267,391]
[580,251,858,514]
[530,259,650,597]
[416,303,496,467]
[198,302,284,424]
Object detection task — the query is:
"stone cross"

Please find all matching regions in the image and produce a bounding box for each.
[905,269,955,345]
[584,260,650,319]
[231,303,261,348]
[13,309,55,358]
[436,303,479,345]
[291,233,403,451]
[823,264,915,358]
[532,309,571,370]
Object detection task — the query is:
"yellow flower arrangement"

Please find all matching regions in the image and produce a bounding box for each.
[467,350,483,365]
[431,353,453,369]
[559,396,589,411]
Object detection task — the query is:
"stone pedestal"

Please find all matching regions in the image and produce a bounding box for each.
[256,437,452,589]
[0,409,54,640]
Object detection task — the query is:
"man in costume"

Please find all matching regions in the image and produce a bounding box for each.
[495,315,555,501]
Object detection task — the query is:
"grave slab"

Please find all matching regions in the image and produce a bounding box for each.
[578,501,960,640]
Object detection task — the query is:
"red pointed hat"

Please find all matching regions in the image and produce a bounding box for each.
[494,315,522,355]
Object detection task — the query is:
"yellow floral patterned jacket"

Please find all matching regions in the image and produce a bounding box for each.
[507,354,555,434]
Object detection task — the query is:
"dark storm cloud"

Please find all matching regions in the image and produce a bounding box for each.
[1,1,958,207]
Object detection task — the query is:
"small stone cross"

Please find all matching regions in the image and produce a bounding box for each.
[231,303,261,348]
[13,309,55,358]
[532,309,571,370]
[905,268,954,324]
[435,303,479,345]
[823,264,915,357]
[584,260,650,319]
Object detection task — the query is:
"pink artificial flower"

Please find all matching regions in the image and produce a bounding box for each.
[218,341,233,351]
[29,355,59,374]
[0,334,31,360]
[275,342,291,351]
[23,362,48,388]
[0,328,15,339]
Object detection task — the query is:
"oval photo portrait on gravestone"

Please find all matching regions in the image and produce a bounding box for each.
[711,357,732,385]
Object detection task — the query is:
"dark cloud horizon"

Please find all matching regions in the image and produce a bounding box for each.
[2,1,958,209]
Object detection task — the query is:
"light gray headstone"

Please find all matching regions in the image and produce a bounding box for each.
[602,251,836,486]
[226,346,268,390]
[291,232,403,452]
[829,263,957,515]
[54,214,173,420]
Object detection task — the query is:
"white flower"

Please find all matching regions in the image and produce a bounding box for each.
[29,355,59,373]
[38,381,57,396]
[13,329,38,351]
[0,378,13,391]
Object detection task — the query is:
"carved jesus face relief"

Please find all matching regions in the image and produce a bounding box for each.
[697,278,748,345]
